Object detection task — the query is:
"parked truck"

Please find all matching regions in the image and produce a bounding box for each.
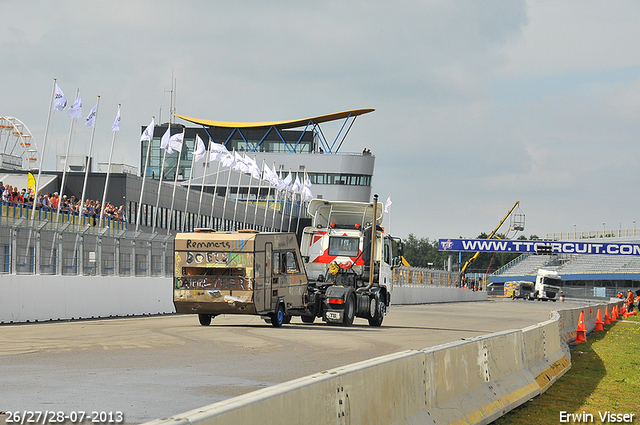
[531,268,562,301]
[173,195,399,327]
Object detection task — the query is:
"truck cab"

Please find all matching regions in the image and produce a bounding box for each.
[533,269,562,301]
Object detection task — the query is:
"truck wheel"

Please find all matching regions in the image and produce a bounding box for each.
[342,295,355,326]
[368,299,385,327]
[301,315,315,324]
[270,304,285,328]
[198,314,212,326]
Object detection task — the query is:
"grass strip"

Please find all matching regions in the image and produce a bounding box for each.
[494,313,640,424]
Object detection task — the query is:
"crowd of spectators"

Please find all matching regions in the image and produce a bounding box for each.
[0,183,125,222]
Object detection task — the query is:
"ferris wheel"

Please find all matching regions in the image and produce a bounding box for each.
[0,116,38,169]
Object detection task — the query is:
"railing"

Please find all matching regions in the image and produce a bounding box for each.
[545,228,640,240]
[0,217,171,277]
[0,202,126,236]
[393,266,460,287]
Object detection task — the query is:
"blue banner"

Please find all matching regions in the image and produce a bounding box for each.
[438,238,640,256]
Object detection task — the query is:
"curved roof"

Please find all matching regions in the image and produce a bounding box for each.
[174,108,374,130]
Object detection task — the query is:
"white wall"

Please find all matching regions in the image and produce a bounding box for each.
[0,275,174,324]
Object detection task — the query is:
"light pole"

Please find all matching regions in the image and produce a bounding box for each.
[602,222,605,237]
[573,223,576,237]
[634,220,636,236]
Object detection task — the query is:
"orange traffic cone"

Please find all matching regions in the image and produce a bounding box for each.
[613,305,618,321]
[575,310,587,343]
[628,311,637,316]
[595,309,604,331]
[604,306,611,325]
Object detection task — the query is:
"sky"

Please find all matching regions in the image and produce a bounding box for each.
[2,0,640,242]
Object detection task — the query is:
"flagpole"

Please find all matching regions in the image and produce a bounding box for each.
[136,117,154,232]
[270,163,280,230]
[152,142,168,234]
[182,133,197,231]
[208,160,222,230]
[31,78,57,224]
[167,129,185,235]
[221,150,234,231]
[56,88,79,229]
[196,139,211,227]
[99,105,120,229]
[79,95,100,219]
[253,158,265,229]
[232,156,243,228]
[241,154,256,228]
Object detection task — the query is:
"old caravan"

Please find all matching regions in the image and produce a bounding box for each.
[173,230,307,326]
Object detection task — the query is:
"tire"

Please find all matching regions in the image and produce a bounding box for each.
[368,298,385,327]
[282,314,292,324]
[270,304,285,328]
[301,315,315,324]
[342,294,355,326]
[198,314,212,326]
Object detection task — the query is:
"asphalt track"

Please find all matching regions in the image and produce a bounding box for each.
[0,299,586,424]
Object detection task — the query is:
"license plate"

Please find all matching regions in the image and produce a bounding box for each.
[326,311,341,320]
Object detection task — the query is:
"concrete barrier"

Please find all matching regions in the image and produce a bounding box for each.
[0,276,485,324]
[391,286,487,304]
[144,301,620,425]
[0,275,174,323]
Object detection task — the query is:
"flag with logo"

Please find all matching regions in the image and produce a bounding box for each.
[54,83,67,111]
[168,132,184,154]
[67,94,82,119]
[111,107,121,132]
[140,118,155,142]
[160,127,171,153]
[193,135,206,162]
[84,103,98,127]
[384,196,392,213]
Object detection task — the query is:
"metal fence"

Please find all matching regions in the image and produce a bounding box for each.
[393,266,460,287]
[0,219,173,277]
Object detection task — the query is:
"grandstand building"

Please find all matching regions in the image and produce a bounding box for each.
[489,237,640,298]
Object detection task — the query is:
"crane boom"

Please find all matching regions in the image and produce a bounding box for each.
[459,201,522,282]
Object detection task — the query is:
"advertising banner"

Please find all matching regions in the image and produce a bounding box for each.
[438,238,640,256]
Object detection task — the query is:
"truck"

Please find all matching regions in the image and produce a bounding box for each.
[173,195,398,327]
[531,268,562,301]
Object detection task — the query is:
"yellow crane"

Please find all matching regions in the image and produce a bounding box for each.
[458,201,524,285]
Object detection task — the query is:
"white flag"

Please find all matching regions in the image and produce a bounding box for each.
[292,174,302,194]
[193,135,206,162]
[168,132,184,154]
[84,103,98,127]
[246,155,261,180]
[54,83,67,111]
[111,107,121,132]
[209,142,231,162]
[264,163,278,186]
[384,196,392,213]
[303,173,313,201]
[283,171,293,190]
[140,118,155,142]
[67,94,82,119]
[160,126,171,153]
[232,151,249,173]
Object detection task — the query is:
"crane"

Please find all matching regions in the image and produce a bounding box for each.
[458,201,525,286]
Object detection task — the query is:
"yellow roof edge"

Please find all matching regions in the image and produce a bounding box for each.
[174,108,375,129]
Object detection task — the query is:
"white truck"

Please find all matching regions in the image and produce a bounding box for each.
[298,196,399,325]
[531,269,562,301]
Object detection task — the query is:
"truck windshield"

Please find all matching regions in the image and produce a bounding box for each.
[328,236,360,257]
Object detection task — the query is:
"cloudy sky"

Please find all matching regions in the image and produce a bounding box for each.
[2,0,640,241]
